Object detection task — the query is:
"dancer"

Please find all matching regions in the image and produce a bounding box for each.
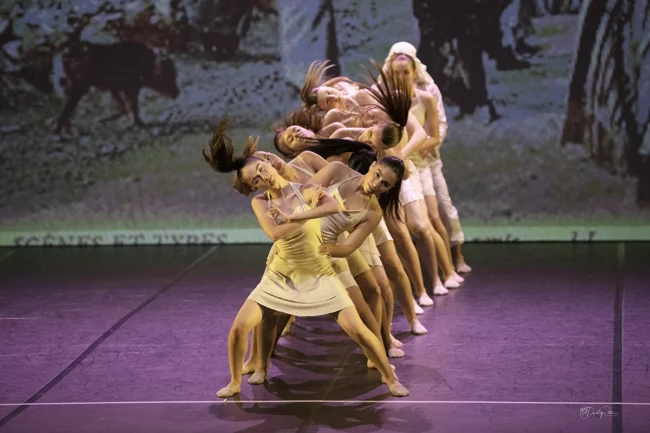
[383,50,462,294]
[245,154,417,384]
[238,144,402,385]
[253,149,426,334]
[242,148,412,384]
[385,41,472,274]
[203,118,408,398]
[297,64,447,306]
[303,65,461,300]
[273,106,346,158]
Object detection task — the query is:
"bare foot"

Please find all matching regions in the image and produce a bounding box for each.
[456,262,472,274]
[216,383,241,398]
[247,370,267,385]
[413,299,425,315]
[390,334,404,348]
[411,320,428,335]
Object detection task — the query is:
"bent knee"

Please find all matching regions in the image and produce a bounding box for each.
[361,282,382,299]
[408,222,433,239]
[230,320,251,335]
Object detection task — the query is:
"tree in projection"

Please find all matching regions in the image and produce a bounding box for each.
[561,0,650,206]
[412,0,534,122]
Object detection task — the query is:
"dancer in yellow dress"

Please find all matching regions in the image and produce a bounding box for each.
[204,119,408,398]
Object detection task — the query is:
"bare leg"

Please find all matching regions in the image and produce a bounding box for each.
[242,324,262,374]
[346,285,384,356]
[377,240,428,335]
[372,264,404,353]
[404,200,448,297]
[217,300,264,398]
[245,313,293,381]
[430,159,472,273]
[249,313,289,385]
[333,307,409,397]
[384,213,433,302]
[424,196,464,285]
[453,244,472,273]
[353,270,391,350]
[373,265,394,327]
[424,195,453,264]
[422,196,463,287]
[281,315,296,336]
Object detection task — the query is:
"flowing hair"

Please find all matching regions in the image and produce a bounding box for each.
[202,118,260,195]
[300,137,372,160]
[357,60,412,147]
[348,147,377,174]
[300,60,333,108]
[272,106,324,157]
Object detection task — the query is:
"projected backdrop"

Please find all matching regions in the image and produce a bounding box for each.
[1,0,648,245]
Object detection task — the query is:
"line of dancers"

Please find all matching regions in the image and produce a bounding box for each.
[203,42,471,399]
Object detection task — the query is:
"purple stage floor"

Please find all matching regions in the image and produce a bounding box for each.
[0,243,648,433]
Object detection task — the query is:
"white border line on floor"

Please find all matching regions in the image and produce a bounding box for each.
[0,400,649,407]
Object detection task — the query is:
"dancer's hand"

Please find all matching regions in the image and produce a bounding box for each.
[419,136,440,158]
[317,244,334,257]
[303,185,325,207]
[268,207,291,224]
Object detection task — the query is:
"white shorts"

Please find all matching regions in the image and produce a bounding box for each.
[331,257,358,288]
[359,234,383,267]
[399,160,424,206]
[372,218,393,245]
[418,157,436,197]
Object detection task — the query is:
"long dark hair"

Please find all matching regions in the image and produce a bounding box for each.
[348,147,377,174]
[301,138,372,160]
[374,156,405,222]
[347,153,404,222]
[272,106,324,157]
[358,61,412,147]
[202,118,260,195]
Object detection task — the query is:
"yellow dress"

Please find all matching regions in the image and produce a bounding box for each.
[248,182,353,316]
